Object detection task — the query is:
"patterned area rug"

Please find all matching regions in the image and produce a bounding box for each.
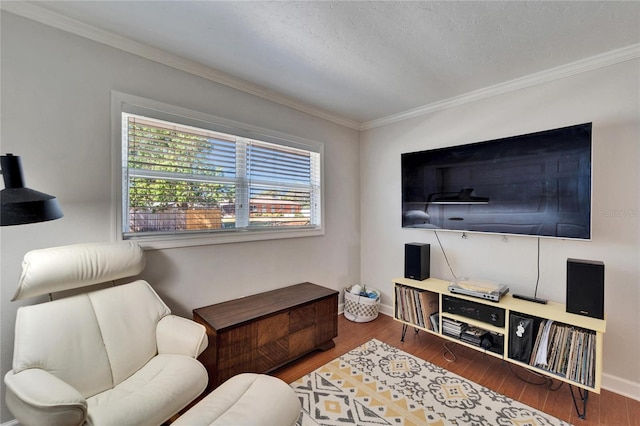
[290,339,570,426]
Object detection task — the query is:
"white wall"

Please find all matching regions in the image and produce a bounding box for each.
[360,58,640,398]
[0,12,360,422]
[1,9,639,424]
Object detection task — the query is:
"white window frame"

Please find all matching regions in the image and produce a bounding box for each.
[111,91,324,249]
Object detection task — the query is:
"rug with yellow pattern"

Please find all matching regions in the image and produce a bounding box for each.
[290,339,570,426]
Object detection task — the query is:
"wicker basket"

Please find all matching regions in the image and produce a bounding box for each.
[344,286,380,322]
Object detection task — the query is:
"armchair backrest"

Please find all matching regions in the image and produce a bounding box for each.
[13,280,171,398]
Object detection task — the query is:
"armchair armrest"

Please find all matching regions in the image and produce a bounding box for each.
[156,314,208,358]
[4,368,87,426]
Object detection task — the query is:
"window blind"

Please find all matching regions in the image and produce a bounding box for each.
[122,113,321,237]
[246,140,319,227]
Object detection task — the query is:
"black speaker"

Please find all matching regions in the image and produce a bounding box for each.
[405,243,430,281]
[566,258,604,319]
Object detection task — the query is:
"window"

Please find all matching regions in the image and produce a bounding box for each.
[114,93,323,247]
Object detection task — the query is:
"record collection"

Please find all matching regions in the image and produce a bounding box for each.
[394,285,439,330]
[529,319,596,388]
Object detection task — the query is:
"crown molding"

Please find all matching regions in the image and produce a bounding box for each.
[0,1,362,131]
[361,43,640,130]
[3,2,638,133]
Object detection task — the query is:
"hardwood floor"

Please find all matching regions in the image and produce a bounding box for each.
[273,314,639,426]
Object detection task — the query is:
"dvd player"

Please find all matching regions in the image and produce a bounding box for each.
[448,279,509,302]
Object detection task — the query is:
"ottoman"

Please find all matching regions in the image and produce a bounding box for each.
[173,373,301,426]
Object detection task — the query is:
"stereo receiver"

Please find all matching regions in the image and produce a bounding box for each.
[442,295,505,327]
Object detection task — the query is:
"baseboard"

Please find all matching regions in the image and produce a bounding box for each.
[379,303,394,317]
[602,373,640,401]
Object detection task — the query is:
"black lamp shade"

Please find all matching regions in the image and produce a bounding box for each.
[1,154,63,226]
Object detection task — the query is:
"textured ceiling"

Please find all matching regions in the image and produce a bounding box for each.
[20,1,640,124]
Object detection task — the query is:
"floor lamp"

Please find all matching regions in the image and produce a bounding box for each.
[1,154,63,226]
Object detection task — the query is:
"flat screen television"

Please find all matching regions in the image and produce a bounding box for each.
[401,123,592,239]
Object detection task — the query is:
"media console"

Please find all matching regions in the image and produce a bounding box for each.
[393,277,606,419]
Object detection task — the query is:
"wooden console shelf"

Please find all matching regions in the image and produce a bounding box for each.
[193,282,338,390]
[393,277,607,419]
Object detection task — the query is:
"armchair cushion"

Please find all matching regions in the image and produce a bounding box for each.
[87,354,207,426]
[12,291,113,397]
[88,280,170,386]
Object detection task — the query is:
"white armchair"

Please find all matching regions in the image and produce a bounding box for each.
[4,242,209,426]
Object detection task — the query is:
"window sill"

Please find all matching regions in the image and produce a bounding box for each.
[123,227,325,250]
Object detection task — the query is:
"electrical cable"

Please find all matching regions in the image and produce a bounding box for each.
[433,232,458,363]
[534,237,541,298]
[442,342,457,362]
[434,231,457,280]
[507,362,548,386]
[548,379,563,391]
[506,362,564,391]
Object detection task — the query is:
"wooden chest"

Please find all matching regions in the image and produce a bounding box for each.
[193,282,338,389]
